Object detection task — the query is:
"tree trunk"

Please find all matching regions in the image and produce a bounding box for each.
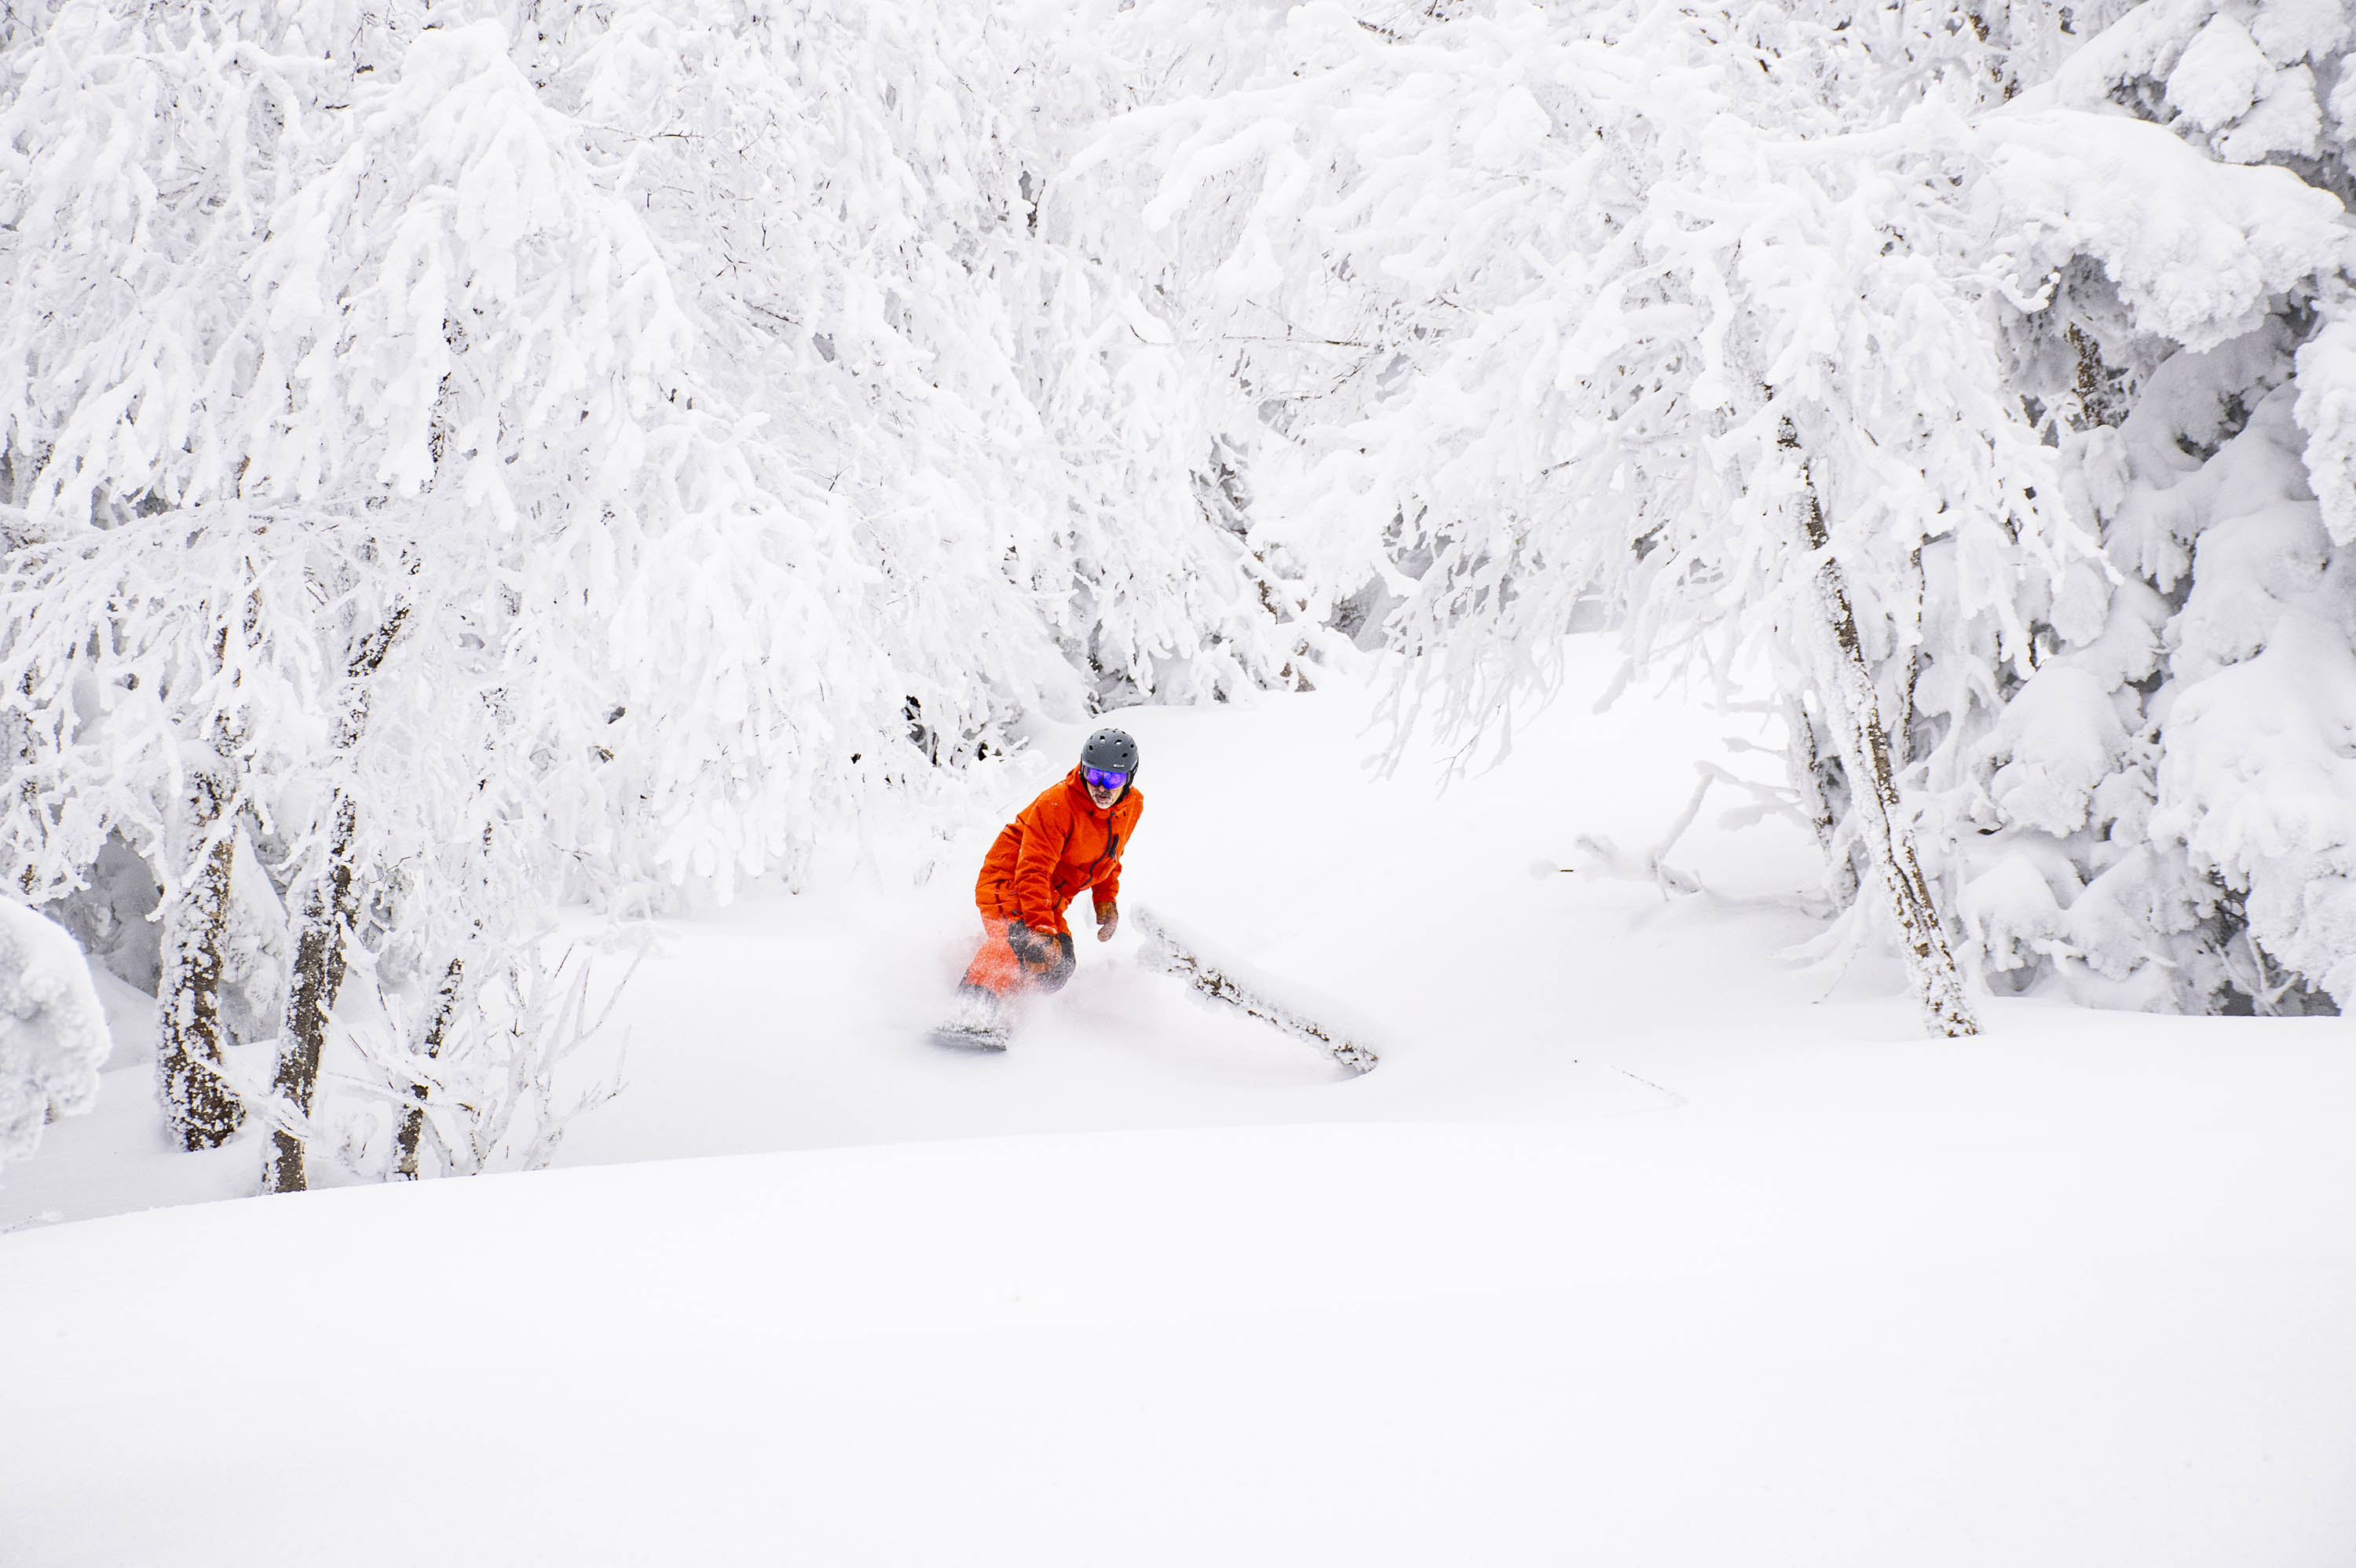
[1786,696,1862,905]
[1792,455,1979,1038]
[157,773,245,1149]
[259,607,407,1193]
[261,797,355,1194]
[393,958,464,1179]
[1897,544,1926,773]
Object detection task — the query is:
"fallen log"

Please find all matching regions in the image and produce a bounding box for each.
[1132,906,1379,1075]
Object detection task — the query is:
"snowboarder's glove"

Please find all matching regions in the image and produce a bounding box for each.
[1007,922,1075,991]
[1095,901,1118,942]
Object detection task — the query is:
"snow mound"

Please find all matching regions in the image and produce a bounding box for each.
[5,1107,2354,1567]
[0,901,110,1171]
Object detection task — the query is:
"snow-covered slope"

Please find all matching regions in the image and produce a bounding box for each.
[5,1095,2353,1566]
[4,644,2354,1563]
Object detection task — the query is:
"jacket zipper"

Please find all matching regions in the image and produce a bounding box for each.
[1088,796,1121,882]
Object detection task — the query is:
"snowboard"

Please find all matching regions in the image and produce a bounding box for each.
[927,1020,1011,1052]
[929,986,1012,1051]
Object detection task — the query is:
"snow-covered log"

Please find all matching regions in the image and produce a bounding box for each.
[0,899,110,1171]
[1133,907,1377,1074]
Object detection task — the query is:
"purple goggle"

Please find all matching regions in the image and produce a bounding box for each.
[1083,767,1129,791]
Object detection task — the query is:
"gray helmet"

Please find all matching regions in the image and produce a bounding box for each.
[1081,727,1140,778]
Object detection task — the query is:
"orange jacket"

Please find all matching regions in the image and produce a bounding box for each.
[975,767,1144,936]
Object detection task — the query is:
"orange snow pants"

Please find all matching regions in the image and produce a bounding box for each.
[961,917,1076,999]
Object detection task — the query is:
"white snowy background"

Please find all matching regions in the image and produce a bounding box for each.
[3,0,2355,1562]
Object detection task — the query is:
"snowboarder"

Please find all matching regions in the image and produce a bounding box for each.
[935,728,1143,1047]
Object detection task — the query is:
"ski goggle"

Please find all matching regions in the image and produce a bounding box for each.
[1083,767,1129,791]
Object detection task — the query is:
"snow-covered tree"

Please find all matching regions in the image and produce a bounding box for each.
[1077,0,2097,1034]
[1935,0,2356,1011]
[0,0,1312,1180]
[1082,0,2356,1024]
[538,0,1316,718]
[17,0,2345,1095]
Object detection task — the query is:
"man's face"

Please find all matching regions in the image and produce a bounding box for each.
[1083,767,1127,809]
